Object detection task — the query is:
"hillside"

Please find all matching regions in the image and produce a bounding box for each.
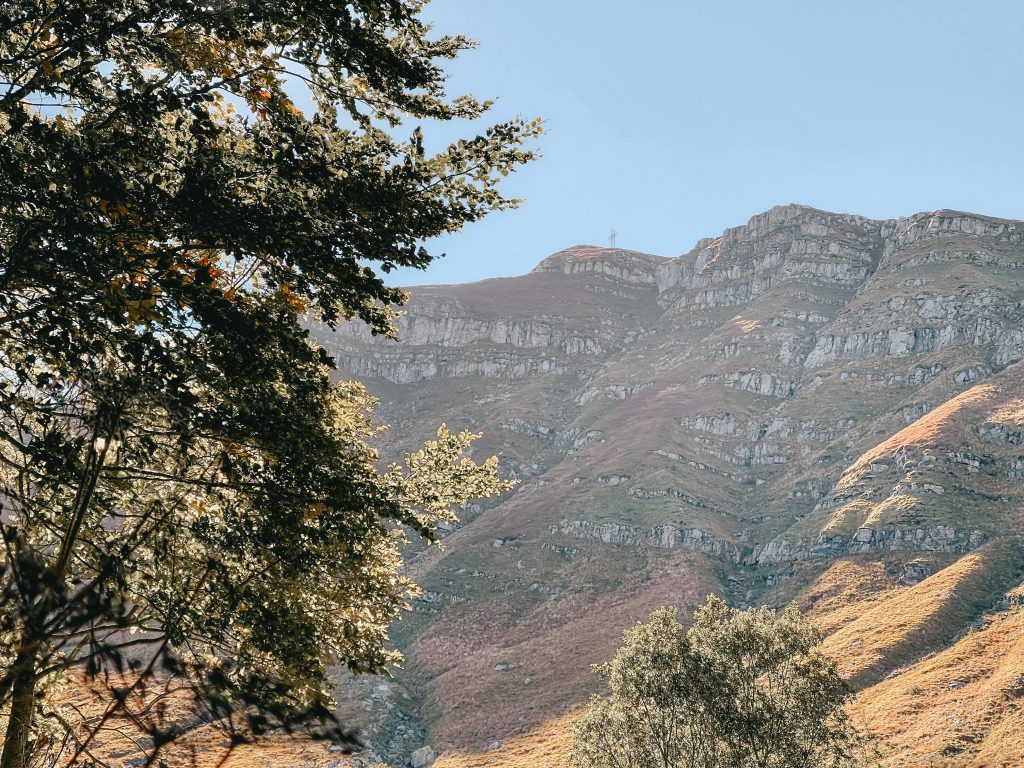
[312,205,1024,767]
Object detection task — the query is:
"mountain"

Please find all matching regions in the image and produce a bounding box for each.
[312,205,1024,767]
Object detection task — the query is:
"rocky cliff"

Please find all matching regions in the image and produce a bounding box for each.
[312,205,1024,768]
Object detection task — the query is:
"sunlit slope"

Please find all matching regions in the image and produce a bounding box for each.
[48,675,344,768]
[769,361,1024,560]
[433,711,576,768]
[821,545,1023,686]
[855,583,1024,767]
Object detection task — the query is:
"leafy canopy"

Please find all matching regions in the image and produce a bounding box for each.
[570,597,871,768]
[0,1,534,765]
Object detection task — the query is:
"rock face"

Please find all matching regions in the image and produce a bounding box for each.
[312,206,1024,766]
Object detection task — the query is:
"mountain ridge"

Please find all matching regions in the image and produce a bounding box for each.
[406,204,1024,294]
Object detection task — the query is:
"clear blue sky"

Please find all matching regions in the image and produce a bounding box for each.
[393,0,1024,285]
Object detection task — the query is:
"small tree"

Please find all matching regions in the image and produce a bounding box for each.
[570,597,869,768]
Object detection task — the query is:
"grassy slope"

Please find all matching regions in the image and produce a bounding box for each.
[408,548,721,748]
[432,366,1024,768]
[856,588,1024,767]
[434,552,1024,768]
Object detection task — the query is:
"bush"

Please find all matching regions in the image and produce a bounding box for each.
[570,596,872,768]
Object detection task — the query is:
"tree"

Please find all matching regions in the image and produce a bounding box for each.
[0,1,536,765]
[570,597,870,768]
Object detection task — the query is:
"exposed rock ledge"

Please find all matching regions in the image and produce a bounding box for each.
[753,526,987,564]
[551,518,744,562]
[551,519,987,567]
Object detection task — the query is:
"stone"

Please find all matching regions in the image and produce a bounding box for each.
[411,746,438,768]
[853,527,874,543]
[901,561,931,585]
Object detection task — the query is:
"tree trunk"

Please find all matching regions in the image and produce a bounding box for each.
[1,638,39,768]
[1,439,108,766]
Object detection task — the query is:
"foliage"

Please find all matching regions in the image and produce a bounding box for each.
[570,597,871,768]
[0,0,534,764]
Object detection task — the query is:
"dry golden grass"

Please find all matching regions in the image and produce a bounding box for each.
[433,711,576,768]
[161,731,340,768]
[44,672,345,768]
[822,548,1000,686]
[856,602,1024,767]
[989,398,1024,425]
[732,316,762,333]
[836,382,1000,495]
[820,499,877,535]
[798,558,904,635]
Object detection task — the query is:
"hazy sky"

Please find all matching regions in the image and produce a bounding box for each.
[391,1,1024,285]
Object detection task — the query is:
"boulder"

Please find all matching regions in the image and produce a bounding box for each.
[411,745,438,768]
